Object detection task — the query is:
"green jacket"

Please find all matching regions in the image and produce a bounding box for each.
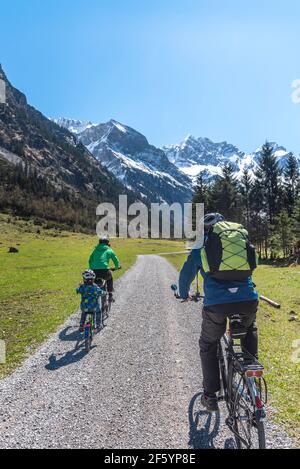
[89,244,121,270]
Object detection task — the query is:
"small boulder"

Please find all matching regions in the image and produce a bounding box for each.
[289,311,298,322]
[289,317,297,322]
[8,247,19,253]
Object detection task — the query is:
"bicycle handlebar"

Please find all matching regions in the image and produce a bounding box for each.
[171,284,204,303]
[110,266,122,272]
[171,284,280,309]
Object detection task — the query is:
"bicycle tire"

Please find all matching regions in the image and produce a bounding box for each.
[218,341,228,403]
[232,373,266,449]
[84,326,92,353]
[101,296,108,320]
[84,315,94,352]
[99,309,104,330]
[85,336,91,353]
[256,420,266,449]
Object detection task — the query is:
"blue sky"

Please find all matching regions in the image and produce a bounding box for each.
[1,0,300,152]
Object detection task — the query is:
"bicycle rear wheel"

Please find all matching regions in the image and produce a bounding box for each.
[232,373,266,449]
[84,325,92,353]
[256,420,266,449]
[217,341,228,403]
[103,295,111,319]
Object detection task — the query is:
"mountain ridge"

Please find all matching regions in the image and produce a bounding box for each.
[66,118,193,204]
[0,66,139,229]
[58,116,299,194]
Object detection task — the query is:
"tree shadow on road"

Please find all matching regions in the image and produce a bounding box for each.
[188,392,236,449]
[45,326,96,371]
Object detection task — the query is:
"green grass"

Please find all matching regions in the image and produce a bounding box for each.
[165,252,300,442]
[0,214,184,378]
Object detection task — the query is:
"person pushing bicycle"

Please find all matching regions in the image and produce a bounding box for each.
[89,235,121,302]
[179,213,259,413]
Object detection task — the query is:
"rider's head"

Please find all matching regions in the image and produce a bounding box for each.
[99,235,110,246]
[82,269,96,284]
[203,213,224,232]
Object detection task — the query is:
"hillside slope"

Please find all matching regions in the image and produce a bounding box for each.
[0,66,138,228]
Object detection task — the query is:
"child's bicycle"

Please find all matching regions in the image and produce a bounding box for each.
[83,311,96,353]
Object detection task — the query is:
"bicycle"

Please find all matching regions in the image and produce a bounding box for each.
[82,311,96,353]
[171,284,267,449]
[95,267,120,321]
[218,316,267,449]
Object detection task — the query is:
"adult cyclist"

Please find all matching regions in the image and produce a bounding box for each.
[89,236,121,302]
[179,213,259,413]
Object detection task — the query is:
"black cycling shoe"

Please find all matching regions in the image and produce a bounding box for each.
[201,393,220,413]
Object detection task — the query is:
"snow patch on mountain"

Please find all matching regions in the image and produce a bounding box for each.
[53,118,97,135]
[70,119,193,204]
[163,137,298,181]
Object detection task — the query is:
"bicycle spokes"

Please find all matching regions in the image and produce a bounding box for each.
[220,322,267,449]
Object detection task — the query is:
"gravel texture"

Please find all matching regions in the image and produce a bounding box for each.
[0,255,296,449]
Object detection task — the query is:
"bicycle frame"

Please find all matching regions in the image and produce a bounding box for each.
[84,312,95,337]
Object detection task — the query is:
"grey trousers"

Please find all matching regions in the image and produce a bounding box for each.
[199,300,258,395]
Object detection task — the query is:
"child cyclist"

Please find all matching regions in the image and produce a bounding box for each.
[77,269,106,332]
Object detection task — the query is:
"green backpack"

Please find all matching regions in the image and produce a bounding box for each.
[201,221,258,281]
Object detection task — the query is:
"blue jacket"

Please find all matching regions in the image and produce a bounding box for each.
[76,283,106,313]
[179,248,258,307]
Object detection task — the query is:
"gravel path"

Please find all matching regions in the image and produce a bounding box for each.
[0,255,295,449]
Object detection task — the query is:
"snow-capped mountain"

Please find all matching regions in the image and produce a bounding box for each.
[163,136,296,181]
[163,136,245,179]
[59,118,193,204]
[53,118,96,135]
[56,117,299,203]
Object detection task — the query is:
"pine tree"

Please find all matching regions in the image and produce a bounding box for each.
[209,163,241,220]
[269,211,295,258]
[193,173,209,206]
[239,168,253,229]
[284,153,300,216]
[291,196,300,261]
[192,172,210,230]
[255,142,282,224]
